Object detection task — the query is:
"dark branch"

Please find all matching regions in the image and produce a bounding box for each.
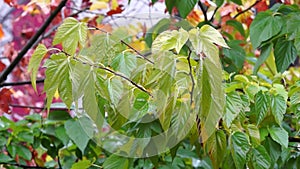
[209,6,220,22]
[187,49,195,105]
[0,0,68,85]
[289,137,300,143]
[233,0,261,19]
[89,26,154,64]
[0,79,44,87]
[9,104,72,111]
[0,162,48,169]
[198,1,208,22]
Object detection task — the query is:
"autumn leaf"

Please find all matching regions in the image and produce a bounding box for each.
[106,5,124,16]
[0,88,12,115]
[0,24,4,39]
[0,61,6,72]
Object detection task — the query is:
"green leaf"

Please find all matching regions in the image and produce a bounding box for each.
[82,70,103,127]
[268,125,288,148]
[111,52,137,77]
[206,130,227,169]
[274,38,297,73]
[250,11,283,49]
[189,25,229,56]
[0,154,13,162]
[230,0,242,5]
[107,77,123,105]
[71,159,92,169]
[44,53,72,110]
[246,124,260,146]
[263,137,281,166]
[165,0,176,14]
[222,40,246,72]
[223,92,247,127]
[65,118,93,153]
[103,154,130,169]
[175,0,198,18]
[253,43,273,74]
[16,145,32,160]
[47,110,71,121]
[55,126,70,146]
[152,28,189,54]
[216,0,224,7]
[226,20,245,37]
[190,26,227,142]
[53,17,87,55]
[18,131,34,144]
[28,44,47,92]
[249,145,271,169]
[255,91,270,124]
[271,94,286,125]
[230,132,250,169]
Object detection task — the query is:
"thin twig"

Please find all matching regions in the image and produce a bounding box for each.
[0,79,44,87]
[198,1,208,22]
[233,0,262,19]
[89,26,154,64]
[209,6,220,22]
[0,0,68,85]
[9,104,72,111]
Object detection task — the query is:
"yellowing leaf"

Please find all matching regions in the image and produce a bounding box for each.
[90,1,108,11]
[28,44,48,92]
[152,28,189,54]
[53,17,87,55]
[189,25,229,55]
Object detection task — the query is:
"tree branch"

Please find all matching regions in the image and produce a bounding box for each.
[198,1,208,22]
[0,79,44,87]
[289,137,300,143]
[0,0,68,85]
[233,0,261,19]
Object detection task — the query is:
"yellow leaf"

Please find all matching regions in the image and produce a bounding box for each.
[54,90,59,99]
[111,0,118,10]
[129,40,146,52]
[90,1,108,11]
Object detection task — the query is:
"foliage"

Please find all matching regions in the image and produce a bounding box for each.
[0,0,300,169]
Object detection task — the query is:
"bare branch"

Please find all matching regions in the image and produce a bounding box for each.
[0,79,44,87]
[233,0,262,19]
[198,1,208,22]
[0,0,68,85]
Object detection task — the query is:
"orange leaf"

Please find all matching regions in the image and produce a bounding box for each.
[0,24,4,39]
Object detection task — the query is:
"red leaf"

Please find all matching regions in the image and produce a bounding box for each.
[106,5,124,16]
[255,0,268,12]
[0,61,6,72]
[0,88,12,114]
